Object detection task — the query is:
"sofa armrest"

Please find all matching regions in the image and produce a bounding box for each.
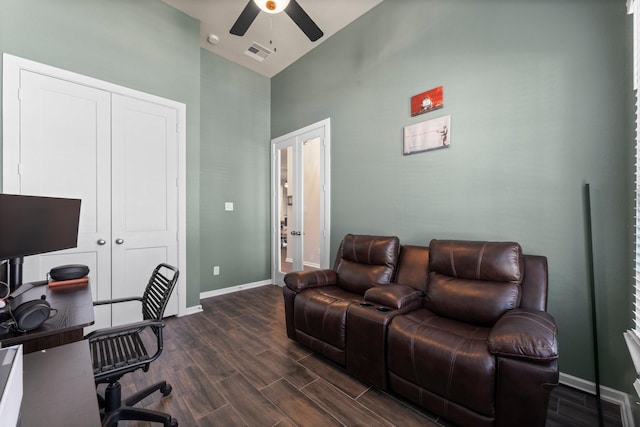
[364,284,422,309]
[488,309,558,361]
[284,269,337,292]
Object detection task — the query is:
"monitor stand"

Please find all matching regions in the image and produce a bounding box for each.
[8,257,23,293]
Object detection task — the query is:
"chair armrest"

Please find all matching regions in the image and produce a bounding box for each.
[84,319,164,340]
[488,309,558,361]
[92,296,143,306]
[364,284,422,309]
[284,269,337,292]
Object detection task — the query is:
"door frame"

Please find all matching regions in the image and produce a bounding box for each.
[270,118,331,286]
[2,53,188,317]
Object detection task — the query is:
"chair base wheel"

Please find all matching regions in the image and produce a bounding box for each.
[161,384,172,397]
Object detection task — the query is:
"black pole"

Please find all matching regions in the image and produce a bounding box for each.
[8,256,23,293]
[584,183,604,427]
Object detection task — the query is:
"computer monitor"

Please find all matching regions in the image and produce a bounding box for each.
[0,194,81,291]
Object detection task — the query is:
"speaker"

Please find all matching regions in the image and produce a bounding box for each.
[49,264,89,281]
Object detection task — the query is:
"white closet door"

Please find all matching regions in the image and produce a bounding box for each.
[110,94,179,326]
[13,70,113,328]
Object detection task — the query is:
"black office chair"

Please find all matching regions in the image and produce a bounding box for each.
[85,263,179,427]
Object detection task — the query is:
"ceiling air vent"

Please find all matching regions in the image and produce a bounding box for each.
[245,42,273,62]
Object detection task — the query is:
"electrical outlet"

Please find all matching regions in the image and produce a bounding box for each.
[213,266,220,276]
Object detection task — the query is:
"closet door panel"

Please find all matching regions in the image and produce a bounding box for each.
[110,94,178,325]
[13,70,112,328]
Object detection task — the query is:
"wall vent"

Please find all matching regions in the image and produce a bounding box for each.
[245,42,272,62]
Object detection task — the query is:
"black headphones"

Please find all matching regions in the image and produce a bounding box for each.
[0,285,55,334]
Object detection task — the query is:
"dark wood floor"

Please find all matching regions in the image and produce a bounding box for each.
[115,285,623,426]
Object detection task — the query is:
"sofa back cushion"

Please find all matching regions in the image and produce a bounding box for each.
[395,245,430,293]
[334,234,400,295]
[425,240,523,326]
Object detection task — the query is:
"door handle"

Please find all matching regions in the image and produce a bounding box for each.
[97,239,106,246]
[290,231,302,236]
[115,238,124,245]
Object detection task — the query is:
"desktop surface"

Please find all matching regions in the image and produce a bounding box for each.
[22,340,101,426]
[0,281,94,353]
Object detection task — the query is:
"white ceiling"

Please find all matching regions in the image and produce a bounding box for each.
[161,0,383,77]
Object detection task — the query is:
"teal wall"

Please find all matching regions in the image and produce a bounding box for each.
[272,0,635,393]
[0,0,635,399]
[200,50,271,291]
[0,0,203,306]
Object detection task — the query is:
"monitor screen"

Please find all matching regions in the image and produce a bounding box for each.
[0,194,81,260]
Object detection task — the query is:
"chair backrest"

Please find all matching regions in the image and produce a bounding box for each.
[333,234,400,295]
[425,239,523,327]
[142,263,180,321]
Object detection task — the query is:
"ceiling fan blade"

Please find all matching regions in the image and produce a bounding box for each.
[285,0,323,42]
[230,1,261,36]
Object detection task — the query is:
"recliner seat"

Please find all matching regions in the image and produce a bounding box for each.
[283,234,400,365]
[387,240,558,427]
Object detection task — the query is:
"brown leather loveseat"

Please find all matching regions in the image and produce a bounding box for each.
[283,234,559,427]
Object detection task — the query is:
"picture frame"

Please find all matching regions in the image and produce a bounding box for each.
[411,86,444,117]
[403,114,451,155]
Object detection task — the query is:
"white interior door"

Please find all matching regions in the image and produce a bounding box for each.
[271,119,331,286]
[3,57,182,329]
[8,70,113,328]
[110,94,179,326]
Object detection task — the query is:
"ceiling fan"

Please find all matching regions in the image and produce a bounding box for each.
[230,0,324,42]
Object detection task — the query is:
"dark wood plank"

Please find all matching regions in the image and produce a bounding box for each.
[298,352,369,399]
[217,373,286,426]
[256,348,318,389]
[356,386,441,426]
[198,404,248,427]
[301,379,394,427]
[262,379,342,426]
[223,347,283,389]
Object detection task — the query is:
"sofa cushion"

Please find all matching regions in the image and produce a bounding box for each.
[293,286,363,365]
[364,284,422,309]
[335,234,400,294]
[426,273,521,326]
[395,245,430,292]
[429,240,523,283]
[388,308,495,418]
[425,240,523,326]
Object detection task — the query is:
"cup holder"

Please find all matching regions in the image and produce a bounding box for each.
[376,306,392,312]
[359,302,374,307]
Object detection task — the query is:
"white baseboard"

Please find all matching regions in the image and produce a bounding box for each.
[199,279,271,300]
[560,372,635,427]
[179,304,203,316]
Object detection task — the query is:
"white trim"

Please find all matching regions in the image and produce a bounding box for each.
[270,118,331,286]
[559,372,635,427]
[2,53,188,317]
[199,280,272,300]
[180,304,203,317]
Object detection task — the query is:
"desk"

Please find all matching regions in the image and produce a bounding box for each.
[0,281,95,353]
[22,340,101,427]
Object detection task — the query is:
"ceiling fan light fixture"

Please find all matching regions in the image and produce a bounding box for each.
[253,0,290,14]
